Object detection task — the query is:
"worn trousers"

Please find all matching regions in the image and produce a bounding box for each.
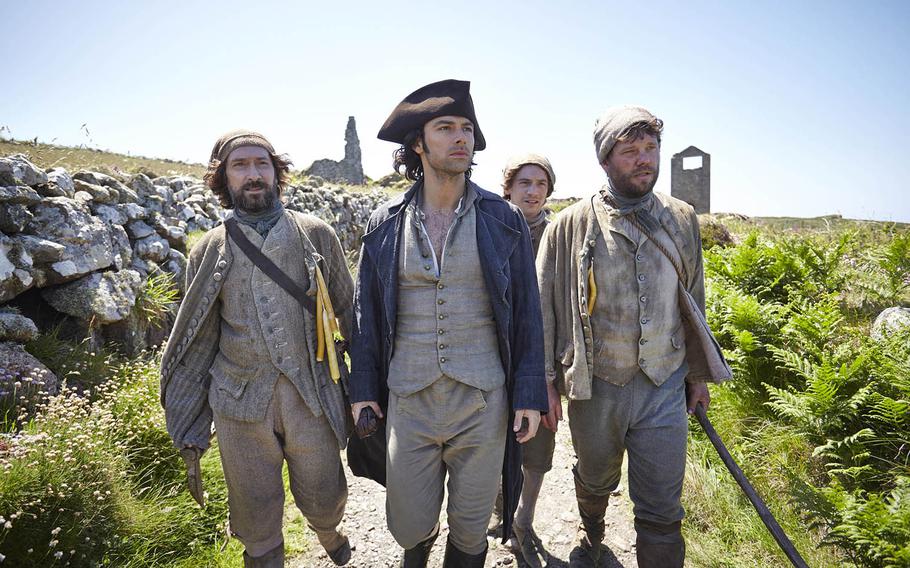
[568,369,687,526]
[386,376,507,554]
[213,375,347,557]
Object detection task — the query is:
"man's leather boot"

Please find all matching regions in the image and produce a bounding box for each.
[242,542,284,568]
[512,522,546,568]
[635,518,685,568]
[486,487,503,537]
[573,466,609,564]
[316,528,352,566]
[442,538,487,568]
[399,524,439,568]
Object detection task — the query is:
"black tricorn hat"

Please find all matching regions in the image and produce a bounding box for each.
[377,79,486,151]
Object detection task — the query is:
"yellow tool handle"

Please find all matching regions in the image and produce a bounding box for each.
[316,285,325,361]
[315,265,340,335]
[314,263,342,382]
[587,266,597,315]
[323,308,340,382]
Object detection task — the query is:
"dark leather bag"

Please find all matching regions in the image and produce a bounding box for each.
[346,407,386,487]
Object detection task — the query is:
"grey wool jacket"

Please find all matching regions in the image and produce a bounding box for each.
[159,210,354,450]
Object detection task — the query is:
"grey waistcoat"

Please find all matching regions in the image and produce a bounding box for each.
[589,197,686,386]
[209,215,322,420]
[387,195,505,396]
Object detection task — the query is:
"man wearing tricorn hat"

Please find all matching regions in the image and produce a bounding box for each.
[349,80,548,566]
[537,107,720,567]
[160,130,354,567]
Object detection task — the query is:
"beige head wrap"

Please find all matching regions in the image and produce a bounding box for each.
[502,153,556,197]
[593,106,658,163]
[210,129,276,164]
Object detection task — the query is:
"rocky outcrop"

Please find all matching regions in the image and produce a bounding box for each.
[0,311,39,342]
[871,307,910,340]
[306,116,365,185]
[0,341,59,415]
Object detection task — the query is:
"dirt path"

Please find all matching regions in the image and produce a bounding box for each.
[288,419,638,567]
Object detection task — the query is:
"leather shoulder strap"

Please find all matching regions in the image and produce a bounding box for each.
[224,217,316,315]
[625,213,689,284]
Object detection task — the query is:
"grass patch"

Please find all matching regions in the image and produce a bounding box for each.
[0,139,206,178]
[133,272,179,327]
[0,353,245,566]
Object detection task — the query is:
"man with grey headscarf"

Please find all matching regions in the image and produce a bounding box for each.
[537,107,717,567]
[160,130,354,567]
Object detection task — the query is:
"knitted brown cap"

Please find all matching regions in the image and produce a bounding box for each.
[209,129,276,163]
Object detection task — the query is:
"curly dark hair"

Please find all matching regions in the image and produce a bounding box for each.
[613,118,664,150]
[203,151,294,208]
[392,127,473,182]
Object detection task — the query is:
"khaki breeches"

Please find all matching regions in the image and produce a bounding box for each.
[386,376,507,554]
[214,375,347,557]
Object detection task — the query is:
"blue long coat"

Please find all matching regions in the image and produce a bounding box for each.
[349,179,548,542]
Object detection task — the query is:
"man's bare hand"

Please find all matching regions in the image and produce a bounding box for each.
[513,409,541,444]
[686,382,710,414]
[352,401,383,422]
[540,382,563,433]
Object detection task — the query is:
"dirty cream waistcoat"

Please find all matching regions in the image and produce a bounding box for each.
[387,194,505,396]
[589,197,686,386]
[209,214,322,420]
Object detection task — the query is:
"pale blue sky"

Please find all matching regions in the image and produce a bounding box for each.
[3,0,908,221]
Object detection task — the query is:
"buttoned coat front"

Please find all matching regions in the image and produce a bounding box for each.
[537,191,721,402]
[159,210,354,451]
[349,180,548,542]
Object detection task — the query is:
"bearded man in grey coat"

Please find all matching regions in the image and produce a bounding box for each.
[160,130,354,567]
[538,107,720,567]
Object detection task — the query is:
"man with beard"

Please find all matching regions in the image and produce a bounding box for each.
[160,130,354,567]
[349,80,548,567]
[537,107,714,567]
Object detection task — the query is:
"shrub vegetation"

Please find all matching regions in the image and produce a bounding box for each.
[1,215,907,566]
[685,224,910,567]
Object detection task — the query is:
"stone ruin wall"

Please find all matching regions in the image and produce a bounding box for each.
[670,146,711,214]
[0,153,388,391]
[306,116,365,185]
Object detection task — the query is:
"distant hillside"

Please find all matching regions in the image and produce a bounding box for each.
[0,139,207,179]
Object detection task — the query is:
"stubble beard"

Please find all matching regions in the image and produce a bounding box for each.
[421,139,471,182]
[609,164,660,198]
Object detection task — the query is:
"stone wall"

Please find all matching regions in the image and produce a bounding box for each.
[0,153,387,358]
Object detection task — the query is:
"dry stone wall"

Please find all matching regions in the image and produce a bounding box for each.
[0,153,388,361]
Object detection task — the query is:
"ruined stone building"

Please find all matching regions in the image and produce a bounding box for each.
[306,116,365,185]
[670,146,710,214]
